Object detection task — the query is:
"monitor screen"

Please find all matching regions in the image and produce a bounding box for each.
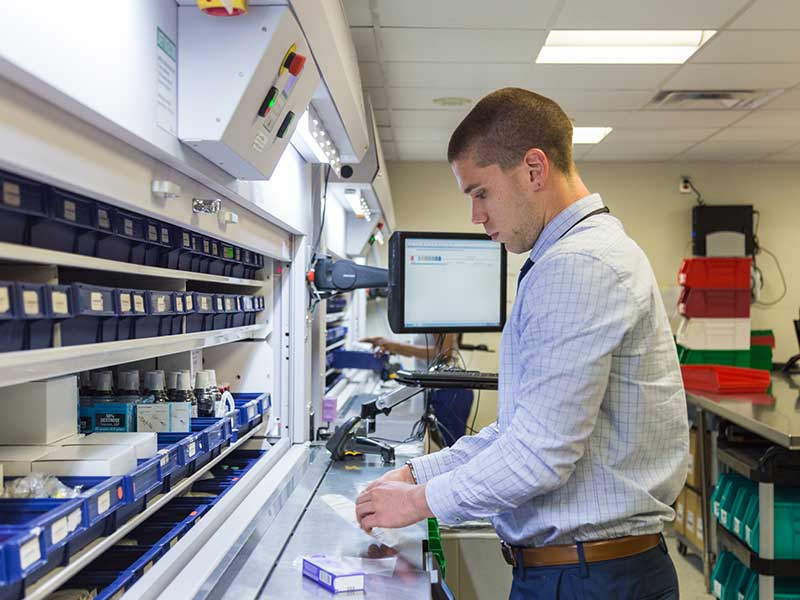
[388,231,507,333]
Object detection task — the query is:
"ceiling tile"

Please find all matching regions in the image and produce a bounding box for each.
[682,140,796,160]
[378,28,546,63]
[383,62,531,89]
[583,151,684,162]
[343,0,372,27]
[707,127,800,142]
[691,31,800,63]
[568,111,633,127]
[350,27,378,61]
[380,141,398,160]
[395,140,448,161]
[763,90,800,110]
[390,109,471,128]
[375,0,560,29]
[622,110,749,128]
[377,126,394,141]
[734,110,800,128]
[365,87,388,110]
[386,87,492,110]
[664,64,800,90]
[730,0,800,29]
[591,141,694,155]
[393,128,454,142]
[358,62,384,87]
[373,110,391,127]
[530,65,674,90]
[573,144,595,160]
[544,90,654,111]
[602,128,718,143]
[555,0,749,28]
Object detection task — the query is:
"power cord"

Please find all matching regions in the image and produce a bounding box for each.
[751,210,787,306]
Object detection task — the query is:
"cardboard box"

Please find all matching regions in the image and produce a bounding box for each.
[687,428,698,488]
[0,446,55,476]
[66,432,157,460]
[0,377,78,444]
[136,403,191,433]
[674,488,686,535]
[684,488,702,549]
[32,445,137,477]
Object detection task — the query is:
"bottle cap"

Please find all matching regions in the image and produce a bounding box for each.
[203,370,218,388]
[119,370,140,392]
[144,371,165,392]
[167,371,181,391]
[93,371,114,393]
[177,371,193,391]
[195,370,209,389]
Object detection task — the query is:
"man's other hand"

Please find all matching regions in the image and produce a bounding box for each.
[360,336,396,355]
[365,464,415,491]
[356,481,433,532]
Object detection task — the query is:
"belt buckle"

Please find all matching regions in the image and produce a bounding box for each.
[501,541,517,567]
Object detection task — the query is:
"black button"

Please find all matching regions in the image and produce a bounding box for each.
[276,111,295,138]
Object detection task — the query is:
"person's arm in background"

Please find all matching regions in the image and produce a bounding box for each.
[361,333,458,361]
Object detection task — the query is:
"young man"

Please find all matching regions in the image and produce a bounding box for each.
[355,88,688,599]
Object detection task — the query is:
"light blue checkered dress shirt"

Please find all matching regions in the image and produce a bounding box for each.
[410,194,689,546]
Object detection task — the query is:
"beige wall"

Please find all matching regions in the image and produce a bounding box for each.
[383,160,799,427]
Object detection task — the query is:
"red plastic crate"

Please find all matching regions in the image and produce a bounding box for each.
[681,365,771,394]
[677,258,752,290]
[751,335,775,348]
[678,288,750,318]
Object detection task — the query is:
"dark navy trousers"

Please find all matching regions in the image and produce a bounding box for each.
[509,536,679,600]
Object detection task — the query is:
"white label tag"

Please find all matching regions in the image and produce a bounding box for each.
[23,290,40,315]
[156,296,166,313]
[120,293,131,313]
[19,535,41,570]
[159,451,169,468]
[713,501,719,518]
[51,291,69,315]
[134,294,145,313]
[144,561,153,574]
[183,232,190,247]
[97,209,110,230]
[63,200,76,222]
[187,440,196,458]
[170,537,178,548]
[216,298,223,311]
[745,525,751,544]
[225,298,234,311]
[720,509,727,525]
[0,287,9,313]
[687,511,696,531]
[51,517,68,544]
[176,296,184,312]
[124,218,134,237]
[211,243,219,256]
[3,181,21,207]
[696,517,703,541]
[161,227,170,244]
[67,508,82,533]
[148,224,158,242]
[186,295,193,311]
[90,292,104,311]
[200,297,209,311]
[733,518,741,536]
[203,239,210,254]
[713,581,722,597]
[97,491,111,515]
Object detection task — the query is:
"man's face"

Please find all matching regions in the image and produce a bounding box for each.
[451,154,544,254]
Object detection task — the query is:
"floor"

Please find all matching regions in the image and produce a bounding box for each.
[665,528,714,600]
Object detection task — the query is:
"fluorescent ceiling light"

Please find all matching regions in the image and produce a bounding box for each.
[573,127,613,144]
[293,110,342,173]
[344,188,365,216]
[536,30,716,64]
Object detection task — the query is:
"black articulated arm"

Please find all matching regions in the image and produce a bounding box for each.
[311,256,389,291]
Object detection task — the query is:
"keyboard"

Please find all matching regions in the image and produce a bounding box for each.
[394,369,498,390]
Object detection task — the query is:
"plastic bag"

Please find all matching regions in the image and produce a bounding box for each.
[3,473,82,499]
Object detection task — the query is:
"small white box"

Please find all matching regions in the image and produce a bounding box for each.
[66,433,157,460]
[0,446,54,476]
[33,445,137,477]
[0,377,78,444]
[676,317,751,350]
[137,404,171,433]
[170,403,192,432]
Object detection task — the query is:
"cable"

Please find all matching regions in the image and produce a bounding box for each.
[470,390,481,435]
[754,246,787,306]
[310,165,332,265]
[687,179,704,206]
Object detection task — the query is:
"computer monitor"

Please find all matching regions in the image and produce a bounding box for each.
[388,231,507,333]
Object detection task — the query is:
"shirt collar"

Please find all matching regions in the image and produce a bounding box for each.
[529,193,605,263]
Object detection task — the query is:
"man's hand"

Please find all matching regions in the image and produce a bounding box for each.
[365,465,415,490]
[356,481,433,532]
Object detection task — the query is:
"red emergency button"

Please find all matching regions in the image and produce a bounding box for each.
[283,52,306,76]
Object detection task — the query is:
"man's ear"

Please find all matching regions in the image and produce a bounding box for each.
[523,148,548,189]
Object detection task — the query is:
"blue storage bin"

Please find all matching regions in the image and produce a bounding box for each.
[330,350,388,372]
[116,289,148,341]
[159,226,192,271]
[170,292,187,336]
[0,171,48,246]
[30,189,95,254]
[60,283,117,346]
[124,457,162,503]
[97,209,147,264]
[186,292,214,334]
[61,476,126,530]
[207,239,225,275]
[0,498,86,563]
[91,544,166,580]
[191,418,227,452]
[13,283,53,351]
[45,284,73,328]
[189,233,210,273]
[65,569,135,600]
[233,393,268,435]
[0,526,45,588]
[136,290,175,339]
[211,295,227,330]
[144,220,173,268]
[0,281,24,353]
[157,432,206,468]
[229,246,245,278]
[326,325,348,344]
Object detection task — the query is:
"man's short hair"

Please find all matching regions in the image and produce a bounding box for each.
[447,88,574,175]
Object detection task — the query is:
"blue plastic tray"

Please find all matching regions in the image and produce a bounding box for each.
[61,283,117,346]
[0,498,86,563]
[0,170,48,247]
[0,526,46,588]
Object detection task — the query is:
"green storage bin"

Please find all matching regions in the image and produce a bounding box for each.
[713,474,735,520]
[712,552,738,599]
[732,486,757,540]
[775,489,800,559]
[724,561,748,600]
[720,477,755,530]
[742,494,760,553]
[678,345,751,367]
[777,582,800,599]
[750,345,773,371]
[740,570,757,600]
[427,517,446,577]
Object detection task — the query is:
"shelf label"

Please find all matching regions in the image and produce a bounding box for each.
[161,227,170,245]
[63,200,76,222]
[97,209,110,230]
[120,293,132,313]
[203,239,210,254]
[159,450,169,468]
[176,296,184,312]
[19,535,41,570]
[148,224,158,242]
[745,525,752,545]
[211,242,219,257]
[713,581,721,597]
[2,182,21,207]
[22,290,40,315]
[0,287,9,314]
[183,232,191,248]
[216,298,223,312]
[143,560,154,574]
[733,517,741,536]
[719,509,727,525]
[225,297,234,311]
[67,508,82,532]
[51,291,69,315]
[134,294,145,313]
[124,218,134,237]
[97,491,111,515]
[90,292,104,312]
[200,296,209,311]
[187,440,196,458]
[186,295,193,311]
[156,296,166,313]
[51,517,68,544]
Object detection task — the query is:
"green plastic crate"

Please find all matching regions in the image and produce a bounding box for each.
[712,552,738,599]
[677,345,751,368]
[742,493,760,553]
[427,517,446,577]
[750,345,773,371]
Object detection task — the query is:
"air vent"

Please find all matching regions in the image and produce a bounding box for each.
[648,89,783,110]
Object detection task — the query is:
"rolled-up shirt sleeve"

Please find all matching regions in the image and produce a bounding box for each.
[409,422,500,483]
[424,252,639,524]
